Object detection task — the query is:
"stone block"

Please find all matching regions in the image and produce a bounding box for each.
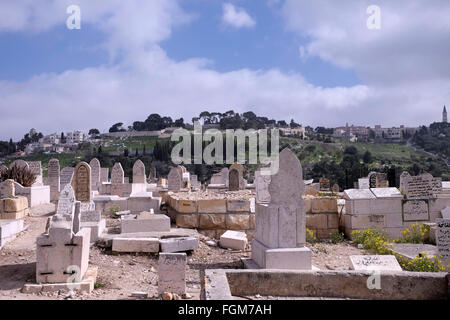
[227,200,251,212]
[385,213,404,228]
[311,197,338,213]
[159,236,199,253]
[3,197,28,212]
[327,213,339,229]
[304,198,312,213]
[251,239,311,270]
[349,214,386,229]
[350,255,403,271]
[158,253,186,295]
[249,214,255,230]
[316,229,334,239]
[1,208,29,220]
[80,219,106,243]
[176,213,199,228]
[177,200,197,213]
[36,228,90,284]
[197,200,227,214]
[306,214,328,230]
[220,230,248,250]
[121,215,170,233]
[0,219,24,248]
[370,199,402,215]
[226,214,250,230]
[112,237,159,253]
[199,214,226,229]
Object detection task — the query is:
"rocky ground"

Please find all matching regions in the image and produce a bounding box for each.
[0,212,364,300]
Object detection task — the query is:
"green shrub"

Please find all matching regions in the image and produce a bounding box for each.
[330,231,345,244]
[0,164,36,187]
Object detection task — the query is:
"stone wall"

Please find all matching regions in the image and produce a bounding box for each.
[168,195,255,240]
[304,196,339,239]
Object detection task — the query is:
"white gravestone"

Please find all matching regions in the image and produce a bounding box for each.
[48,159,60,201]
[89,158,101,191]
[350,255,402,271]
[402,200,429,221]
[133,160,146,184]
[158,253,186,295]
[436,219,450,270]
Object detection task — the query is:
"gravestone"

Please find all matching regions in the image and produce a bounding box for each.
[255,170,271,204]
[436,219,450,270]
[319,178,330,191]
[400,173,436,199]
[111,163,124,184]
[442,207,450,219]
[350,255,402,271]
[48,159,60,201]
[375,173,389,188]
[358,178,370,189]
[402,200,429,221]
[148,167,156,182]
[100,168,109,183]
[228,163,244,191]
[158,253,186,295]
[89,158,101,191]
[28,161,43,186]
[0,179,15,198]
[369,172,377,189]
[10,160,29,170]
[60,167,74,190]
[168,167,182,191]
[36,184,90,284]
[71,162,91,203]
[133,160,146,184]
[251,148,311,270]
[332,183,340,193]
[220,168,229,187]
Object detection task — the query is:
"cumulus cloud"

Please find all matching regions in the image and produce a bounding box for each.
[0,0,449,140]
[222,3,256,29]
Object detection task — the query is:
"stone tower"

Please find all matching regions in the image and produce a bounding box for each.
[443,106,448,123]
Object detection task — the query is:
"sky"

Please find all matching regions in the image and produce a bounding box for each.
[0,0,449,140]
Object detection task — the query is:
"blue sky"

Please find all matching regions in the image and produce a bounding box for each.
[0,0,449,140]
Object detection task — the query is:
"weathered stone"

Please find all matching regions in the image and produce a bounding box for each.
[89,158,101,190]
[0,179,15,198]
[71,162,91,203]
[350,255,402,271]
[197,199,227,213]
[176,214,199,228]
[111,163,125,184]
[48,159,60,201]
[220,230,248,250]
[133,160,146,184]
[112,237,159,253]
[160,236,199,253]
[199,214,226,229]
[158,253,186,295]
[226,214,250,230]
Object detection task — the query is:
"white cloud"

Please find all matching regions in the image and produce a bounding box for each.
[0,0,449,140]
[222,3,256,29]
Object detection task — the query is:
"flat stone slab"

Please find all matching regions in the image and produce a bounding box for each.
[371,188,403,198]
[121,214,170,233]
[112,237,159,253]
[160,236,199,253]
[22,266,97,294]
[0,219,25,248]
[344,189,376,200]
[350,255,403,271]
[392,243,438,260]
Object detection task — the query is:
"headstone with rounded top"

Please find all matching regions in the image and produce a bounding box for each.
[133,160,146,184]
[71,162,91,203]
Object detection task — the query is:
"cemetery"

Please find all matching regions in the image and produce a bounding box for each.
[0,150,449,300]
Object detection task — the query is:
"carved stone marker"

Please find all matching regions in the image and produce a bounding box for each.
[111,163,124,184]
[89,158,101,191]
[60,167,74,190]
[436,219,450,270]
[158,253,186,295]
[133,160,146,184]
[400,173,436,199]
[229,163,244,191]
[48,159,60,201]
[71,162,91,203]
[251,148,311,270]
[319,178,330,191]
[350,255,402,271]
[402,200,429,221]
[100,168,109,183]
[358,178,370,189]
[168,167,182,191]
[255,170,271,204]
[28,161,43,186]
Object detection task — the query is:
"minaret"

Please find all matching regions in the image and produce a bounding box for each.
[444,106,448,123]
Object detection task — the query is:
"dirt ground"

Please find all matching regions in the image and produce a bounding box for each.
[0,212,364,300]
